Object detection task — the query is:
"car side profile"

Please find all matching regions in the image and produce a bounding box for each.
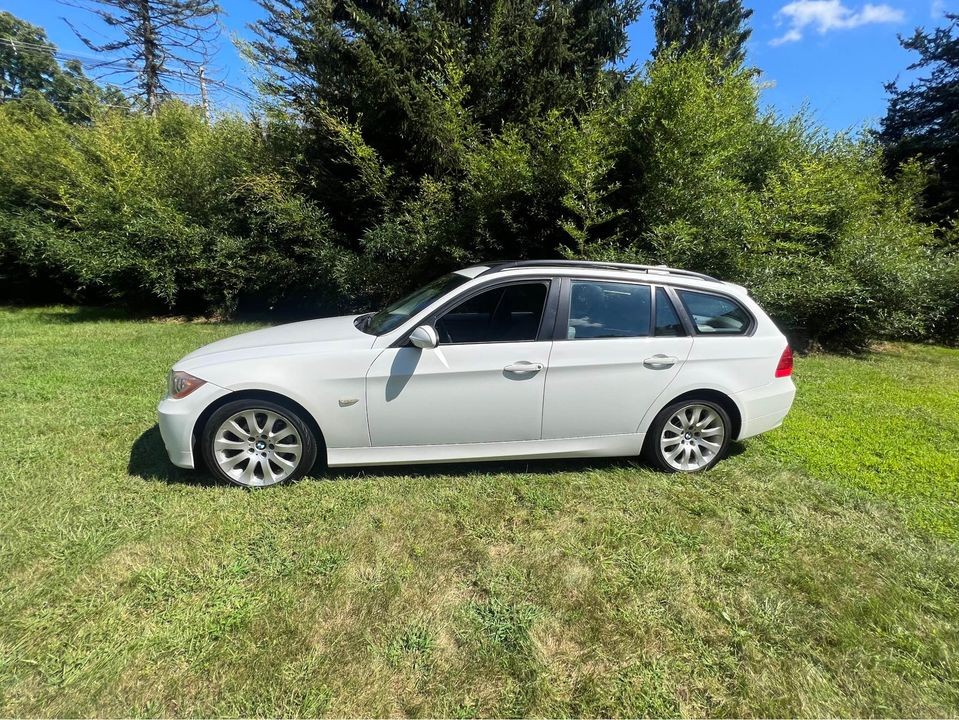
[158,261,796,487]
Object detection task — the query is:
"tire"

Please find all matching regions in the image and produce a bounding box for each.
[644,398,731,473]
[201,399,318,488]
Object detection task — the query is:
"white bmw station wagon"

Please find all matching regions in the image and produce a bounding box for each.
[158,261,796,487]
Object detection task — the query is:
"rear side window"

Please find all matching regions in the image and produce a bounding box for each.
[568,281,651,339]
[654,288,685,337]
[677,290,751,335]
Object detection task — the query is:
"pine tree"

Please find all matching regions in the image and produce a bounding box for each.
[249,0,643,156]
[651,0,752,67]
[248,0,644,239]
[66,0,220,114]
[877,14,959,227]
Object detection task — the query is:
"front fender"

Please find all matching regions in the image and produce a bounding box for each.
[193,349,379,450]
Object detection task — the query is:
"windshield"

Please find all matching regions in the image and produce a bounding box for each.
[361,273,471,335]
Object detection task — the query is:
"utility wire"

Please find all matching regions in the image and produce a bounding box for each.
[0,36,255,105]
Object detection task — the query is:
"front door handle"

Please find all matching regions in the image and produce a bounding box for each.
[504,362,544,374]
[643,354,678,369]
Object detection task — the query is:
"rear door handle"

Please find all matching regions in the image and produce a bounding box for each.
[504,362,544,374]
[643,354,678,369]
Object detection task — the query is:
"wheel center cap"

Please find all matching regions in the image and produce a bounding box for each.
[255,440,267,451]
[684,433,692,440]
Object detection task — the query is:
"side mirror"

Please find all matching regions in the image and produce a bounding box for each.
[409,325,439,349]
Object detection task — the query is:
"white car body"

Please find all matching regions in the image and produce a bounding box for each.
[158,262,795,471]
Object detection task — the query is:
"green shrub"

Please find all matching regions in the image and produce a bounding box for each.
[0,100,340,315]
[560,52,955,350]
[0,53,954,350]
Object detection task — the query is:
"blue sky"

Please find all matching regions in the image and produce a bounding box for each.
[5,0,957,132]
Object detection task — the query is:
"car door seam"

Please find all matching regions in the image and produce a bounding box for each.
[633,340,694,434]
[539,338,557,440]
[363,345,391,447]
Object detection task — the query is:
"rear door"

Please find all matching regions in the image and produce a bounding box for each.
[542,280,692,439]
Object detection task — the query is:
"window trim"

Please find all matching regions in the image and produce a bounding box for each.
[389,277,558,348]
[663,285,698,336]
[653,286,688,338]
[673,287,756,337]
[557,277,656,341]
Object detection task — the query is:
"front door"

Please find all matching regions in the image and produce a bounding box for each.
[366,281,553,446]
[542,281,692,439]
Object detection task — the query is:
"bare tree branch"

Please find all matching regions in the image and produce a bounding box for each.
[62,0,221,113]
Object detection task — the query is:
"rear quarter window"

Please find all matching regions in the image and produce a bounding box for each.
[677,290,751,335]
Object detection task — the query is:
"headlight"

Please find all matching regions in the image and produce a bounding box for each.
[168,370,206,399]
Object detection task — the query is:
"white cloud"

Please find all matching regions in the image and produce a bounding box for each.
[770,28,804,45]
[771,1,905,45]
[931,0,946,18]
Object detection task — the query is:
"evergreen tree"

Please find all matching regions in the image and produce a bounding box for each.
[248,0,643,243]
[252,0,642,135]
[651,0,752,67]
[66,0,220,114]
[877,14,959,227]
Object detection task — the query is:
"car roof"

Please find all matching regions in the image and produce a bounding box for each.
[456,260,749,296]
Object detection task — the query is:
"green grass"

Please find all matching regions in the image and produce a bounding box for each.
[768,343,959,538]
[1,305,958,717]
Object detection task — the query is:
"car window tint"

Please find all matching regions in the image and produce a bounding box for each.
[655,288,684,336]
[436,283,548,343]
[567,281,651,339]
[677,290,750,334]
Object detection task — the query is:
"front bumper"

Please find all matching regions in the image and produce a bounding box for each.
[157,382,232,469]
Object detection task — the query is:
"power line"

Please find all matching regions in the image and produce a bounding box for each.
[0,36,63,53]
[0,36,256,105]
[0,36,129,69]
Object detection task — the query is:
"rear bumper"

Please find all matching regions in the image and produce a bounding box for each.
[157,383,231,469]
[735,377,796,440]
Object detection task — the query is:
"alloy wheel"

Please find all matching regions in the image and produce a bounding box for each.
[212,408,303,487]
[659,403,726,472]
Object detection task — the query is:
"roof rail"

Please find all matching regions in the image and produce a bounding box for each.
[480,260,721,283]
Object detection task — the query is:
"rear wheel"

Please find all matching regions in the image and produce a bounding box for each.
[201,399,317,487]
[645,399,731,473]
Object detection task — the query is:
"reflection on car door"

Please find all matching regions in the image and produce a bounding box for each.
[366,281,554,446]
[542,282,692,439]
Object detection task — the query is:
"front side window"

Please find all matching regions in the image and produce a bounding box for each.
[364,273,471,335]
[436,282,548,344]
[567,281,651,339]
[677,290,751,334]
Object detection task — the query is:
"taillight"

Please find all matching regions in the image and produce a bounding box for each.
[775,346,793,378]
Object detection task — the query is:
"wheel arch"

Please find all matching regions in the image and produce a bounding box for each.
[643,388,743,442]
[192,389,328,465]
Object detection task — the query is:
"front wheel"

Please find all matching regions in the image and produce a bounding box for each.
[201,400,318,487]
[645,399,731,473]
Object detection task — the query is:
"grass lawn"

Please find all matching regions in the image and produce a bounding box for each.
[1,305,957,717]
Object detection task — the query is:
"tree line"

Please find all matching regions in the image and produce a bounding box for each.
[0,1,956,351]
